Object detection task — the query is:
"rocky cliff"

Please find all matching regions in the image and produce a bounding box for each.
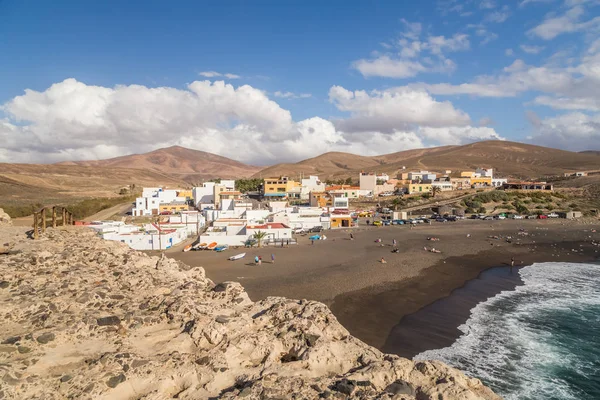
[0,208,11,226]
[0,227,500,400]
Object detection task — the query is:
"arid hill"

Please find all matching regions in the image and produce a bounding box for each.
[254,141,600,180]
[58,145,261,182]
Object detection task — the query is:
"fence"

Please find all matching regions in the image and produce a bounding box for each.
[32,206,74,239]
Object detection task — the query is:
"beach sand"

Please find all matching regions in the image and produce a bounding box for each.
[165,219,600,354]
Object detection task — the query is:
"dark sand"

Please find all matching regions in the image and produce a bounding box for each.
[165,219,600,354]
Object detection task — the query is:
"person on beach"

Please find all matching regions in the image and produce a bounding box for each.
[311,239,314,245]
[350,233,354,240]
[258,256,262,265]
[254,256,259,265]
[380,257,387,264]
[271,254,275,264]
[392,239,397,247]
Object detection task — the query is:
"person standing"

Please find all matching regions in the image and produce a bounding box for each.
[271,253,275,264]
[392,239,397,247]
[254,255,259,265]
[350,233,354,240]
[258,256,262,265]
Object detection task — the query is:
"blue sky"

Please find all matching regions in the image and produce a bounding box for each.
[1,0,599,164]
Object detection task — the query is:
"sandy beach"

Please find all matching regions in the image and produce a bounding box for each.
[165,218,600,354]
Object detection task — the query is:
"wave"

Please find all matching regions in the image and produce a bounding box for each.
[415,262,600,400]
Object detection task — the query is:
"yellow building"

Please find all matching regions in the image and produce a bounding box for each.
[176,189,193,200]
[460,171,475,178]
[330,215,353,228]
[409,183,432,194]
[158,201,189,214]
[470,177,492,187]
[263,176,300,198]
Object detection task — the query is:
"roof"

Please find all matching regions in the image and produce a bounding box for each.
[162,201,188,205]
[326,185,360,191]
[247,223,290,229]
[219,191,241,195]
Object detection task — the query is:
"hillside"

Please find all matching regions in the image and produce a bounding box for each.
[0,164,186,204]
[254,141,600,180]
[58,145,262,181]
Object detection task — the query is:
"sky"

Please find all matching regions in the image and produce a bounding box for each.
[1,0,599,165]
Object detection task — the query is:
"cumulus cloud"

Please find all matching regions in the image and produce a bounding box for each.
[529,111,600,150]
[0,79,502,163]
[519,0,556,7]
[485,6,511,23]
[520,44,545,54]
[528,5,600,39]
[352,21,470,78]
[199,71,241,79]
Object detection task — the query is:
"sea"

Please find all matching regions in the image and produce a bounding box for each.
[415,262,600,400]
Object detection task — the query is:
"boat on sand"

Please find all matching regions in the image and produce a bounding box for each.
[183,244,193,252]
[215,244,229,252]
[206,242,218,250]
[229,253,246,261]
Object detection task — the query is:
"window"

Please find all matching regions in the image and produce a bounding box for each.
[419,186,422,192]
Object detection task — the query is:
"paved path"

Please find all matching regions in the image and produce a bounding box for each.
[83,202,133,222]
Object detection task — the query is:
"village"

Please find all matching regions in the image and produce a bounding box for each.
[77,166,587,252]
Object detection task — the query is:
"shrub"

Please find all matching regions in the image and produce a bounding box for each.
[477,206,487,214]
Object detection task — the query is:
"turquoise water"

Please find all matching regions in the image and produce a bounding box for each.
[416,262,600,400]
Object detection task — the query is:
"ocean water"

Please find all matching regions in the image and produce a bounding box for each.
[415,262,600,400]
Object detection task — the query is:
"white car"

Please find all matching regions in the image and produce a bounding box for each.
[496,215,506,220]
[513,215,524,220]
[293,228,306,234]
[547,213,559,218]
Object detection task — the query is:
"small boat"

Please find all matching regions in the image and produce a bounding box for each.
[206,242,218,250]
[229,252,246,261]
[309,235,321,241]
[215,244,229,252]
[183,244,193,252]
[194,242,207,250]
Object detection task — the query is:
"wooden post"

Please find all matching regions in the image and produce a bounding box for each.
[52,206,57,228]
[33,212,39,239]
[62,208,66,226]
[41,208,46,233]
[68,212,73,225]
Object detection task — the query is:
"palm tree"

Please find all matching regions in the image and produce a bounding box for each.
[431,186,441,198]
[253,230,268,248]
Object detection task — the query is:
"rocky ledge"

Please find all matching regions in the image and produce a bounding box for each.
[0,227,500,399]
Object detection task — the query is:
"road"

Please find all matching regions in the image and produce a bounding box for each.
[83,202,133,222]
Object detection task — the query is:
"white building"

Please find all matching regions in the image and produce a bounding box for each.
[300,176,325,200]
[431,181,453,191]
[408,171,437,182]
[91,221,194,250]
[492,178,507,187]
[476,168,493,178]
[133,188,188,216]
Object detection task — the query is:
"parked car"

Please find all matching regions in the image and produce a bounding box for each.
[309,226,323,233]
[446,216,457,222]
[383,220,391,226]
[538,214,548,219]
[527,215,537,219]
[373,220,383,226]
[293,228,306,234]
[494,215,506,220]
[436,218,447,222]
[484,216,494,220]
[470,215,480,219]
[421,218,431,224]
[392,219,405,225]
[512,215,524,220]
[455,215,465,220]
[547,212,559,218]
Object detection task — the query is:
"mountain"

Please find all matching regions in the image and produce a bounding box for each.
[579,150,600,156]
[57,146,262,182]
[254,141,600,180]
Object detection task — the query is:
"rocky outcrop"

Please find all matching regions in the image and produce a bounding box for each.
[0,208,11,226]
[0,227,500,399]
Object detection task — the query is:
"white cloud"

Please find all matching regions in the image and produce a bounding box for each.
[520,44,545,54]
[532,95,600,110]
[353,24,470,78]
[273,91,312,99]
[519,0,555,7]
[505,48,515,56]
[480,0,496,9]
[528,5,600,39]
[529,111,600,150]
[0,79,502,164]
[199,71,241,79]
[485,6,511,23]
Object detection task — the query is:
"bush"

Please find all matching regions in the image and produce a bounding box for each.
[464,199,482,209]
[535,205,544,209]
[0,203,44,218]
[515,203,528,214]
[465,207,475,214]
[477,206,487,214]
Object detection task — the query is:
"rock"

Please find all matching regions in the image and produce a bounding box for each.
[106,373,126,388]
[0,226,501,400]
[36,332,55,344]
[0,281,9,289]
[0,209,12,226]
[1,336,21,345]
[97,316,121,326]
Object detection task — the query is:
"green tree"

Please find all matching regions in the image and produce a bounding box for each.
[252,230,268,248]
[477,206,487,214]
[431,186,441,198]
[344,177,353,185]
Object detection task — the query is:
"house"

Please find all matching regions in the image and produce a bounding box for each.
[502,182,554,191]
[470,177,492,187]
[133,187,189,216]
[460,171,475,178]
[492,178,507,188]
[159,201,189,214]
[91,221,194,250]
[409,183,432,194]
[558,211,582,219]
[325,185,360,199]
[300,176,325,200]
[330,215,353,228]
[309,191,349,209]
[451,178,471,190]
[246,223,293,244]
[475,168,493,178]
[431,181,453,192]
[262,177,301,199]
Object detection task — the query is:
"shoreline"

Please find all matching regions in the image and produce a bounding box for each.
[164,220,600,357]
[330,241,597,356]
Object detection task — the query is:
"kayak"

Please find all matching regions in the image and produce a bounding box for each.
[195,242,208,250]
[183,244,192,252]
[229,253,246,260]
[206,242,218,250]
[215,245,229,252]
